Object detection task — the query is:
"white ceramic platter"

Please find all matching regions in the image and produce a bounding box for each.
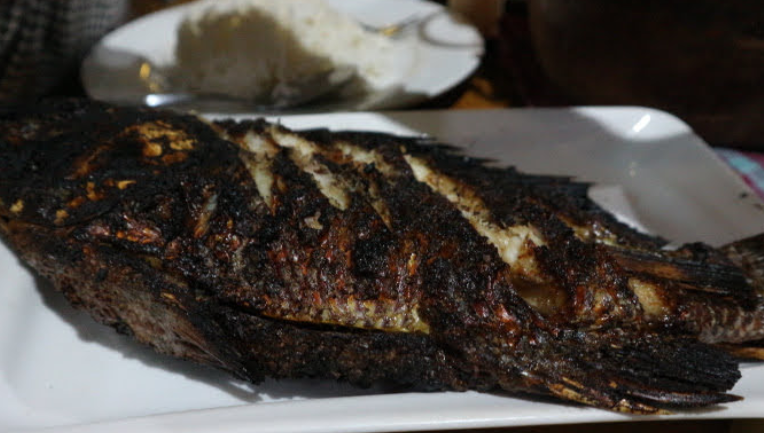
[2,107,764,433]
[80,0,484,113]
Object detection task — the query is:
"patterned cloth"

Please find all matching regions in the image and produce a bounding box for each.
[715,148,764,200]
[0,0,128,104]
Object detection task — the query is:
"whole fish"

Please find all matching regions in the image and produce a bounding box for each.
[1,99,763,413]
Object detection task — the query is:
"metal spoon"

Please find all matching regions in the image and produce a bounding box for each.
[360,15,424,38]
[141,65,358,111]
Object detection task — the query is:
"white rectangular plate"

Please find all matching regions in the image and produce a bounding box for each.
[2,108,764,433]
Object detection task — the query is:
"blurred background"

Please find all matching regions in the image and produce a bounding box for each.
[2,0,764,148]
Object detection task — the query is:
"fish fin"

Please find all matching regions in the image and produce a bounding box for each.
[721,233,764,296]
[717,339,764,360]
[610,246,754,301]
[510,333,742,413]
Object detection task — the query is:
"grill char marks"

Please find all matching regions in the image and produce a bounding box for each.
[0,99,759,414]
[218,120,430,333]
[399,139,763,336]
[399,143,641,325]
[218,120,747,410]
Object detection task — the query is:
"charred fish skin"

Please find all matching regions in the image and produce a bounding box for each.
[396,128,764,349]
[0,99,469,391]
[0,99,752,413]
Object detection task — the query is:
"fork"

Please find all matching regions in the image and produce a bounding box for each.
[361,15,424,38]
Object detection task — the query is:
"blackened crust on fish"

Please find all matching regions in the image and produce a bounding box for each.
[3,218,473,391]
[0,99,754,413]
[393,132,762,338]
[0,99,240,230]
[401,139,666,249]
[210,307,474,390]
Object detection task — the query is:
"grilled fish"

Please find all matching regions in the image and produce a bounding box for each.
[1,99,763,413]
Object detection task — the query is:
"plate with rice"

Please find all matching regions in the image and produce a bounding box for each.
[81,0,484,113]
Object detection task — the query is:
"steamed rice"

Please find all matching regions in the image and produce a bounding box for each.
[173,0,395,101]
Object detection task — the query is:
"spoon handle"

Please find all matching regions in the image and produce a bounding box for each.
[144,93,198,107]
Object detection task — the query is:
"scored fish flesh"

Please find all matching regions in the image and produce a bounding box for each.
[2,99,763,413]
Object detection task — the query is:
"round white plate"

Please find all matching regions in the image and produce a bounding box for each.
[81,0,484,113]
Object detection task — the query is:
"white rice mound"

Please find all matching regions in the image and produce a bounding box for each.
[173,0,394,100]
